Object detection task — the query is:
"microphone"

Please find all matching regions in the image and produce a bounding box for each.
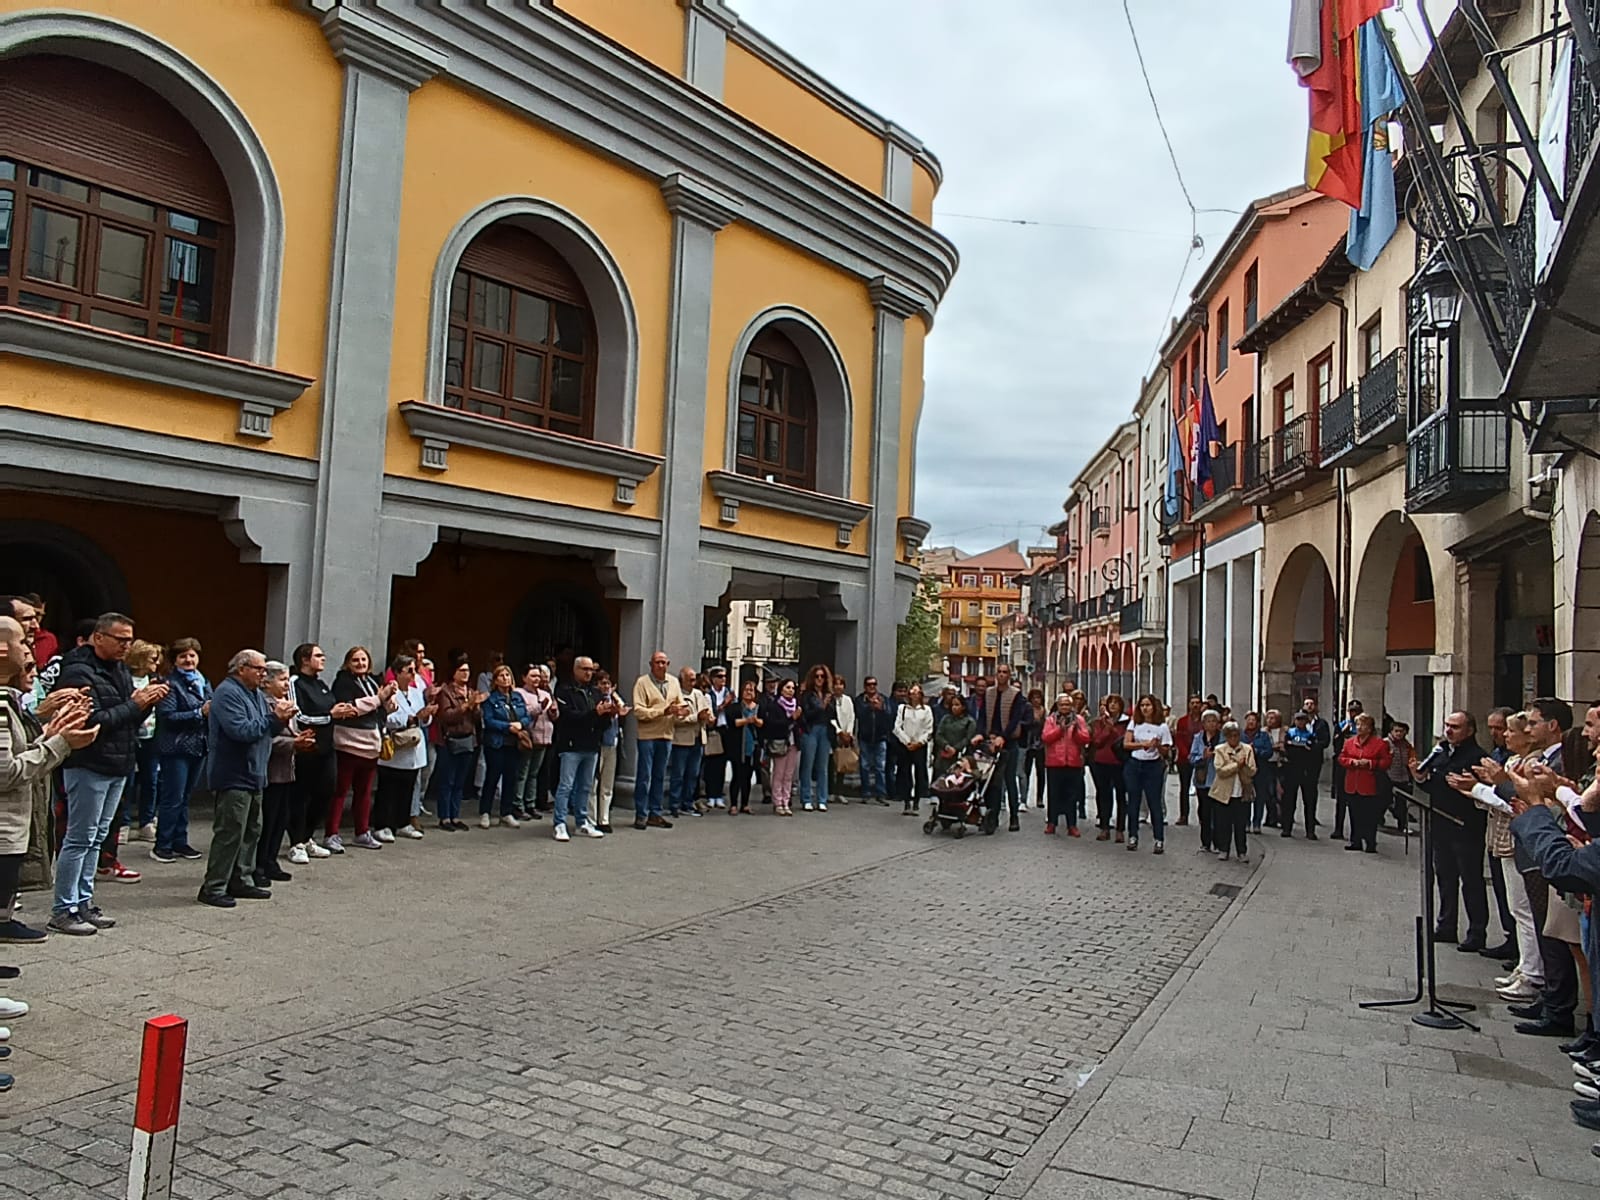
[1416,738,1448,774]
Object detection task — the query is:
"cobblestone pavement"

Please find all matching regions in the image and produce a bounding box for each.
[1,800,1244,1199]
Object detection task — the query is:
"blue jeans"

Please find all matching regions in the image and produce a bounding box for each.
[859,739,887,798]
[554,750,599,829]
[54,769,127,915]
[155,752,204,852]
[634,738,672,818]
[1123,757,1167,841]
[480,743,521,817]
[437,748,473,821]
[1252,761,1278,827]
[668,742,703,815]
[797,724,832,807]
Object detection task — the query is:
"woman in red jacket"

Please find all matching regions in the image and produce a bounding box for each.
[1337,712,1393,854]
[1089,695,1129,842]
[1041,693,1091,837]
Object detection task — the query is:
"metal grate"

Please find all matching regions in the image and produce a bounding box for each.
[1209,883,1242,899]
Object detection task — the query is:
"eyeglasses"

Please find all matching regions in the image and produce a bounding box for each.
[99,633,134,646]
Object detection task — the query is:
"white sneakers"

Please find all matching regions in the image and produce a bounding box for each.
[307,840,332,858]
[288,844,310,866]
[478,813,492,829]
[802,802,814,812]
[500,814,520,829]
[375,828,396,844]
[554,822,605,841]
[579,823,604,838]
[399,825,424,839]
[553,824,571,842]
[0,999,29,1020]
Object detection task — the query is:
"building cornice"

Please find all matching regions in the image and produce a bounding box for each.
[0,308,313,440]
[358,1,955,310]
[706,470,871,548]
[308,0,447,90]
[660,172,741,230]
[397,401,663,505]
[869,275,925,321]
[897,515,932,555]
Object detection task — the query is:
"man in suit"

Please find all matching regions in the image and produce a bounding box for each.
[1410,710,1490,952]
[978,665,1026,833]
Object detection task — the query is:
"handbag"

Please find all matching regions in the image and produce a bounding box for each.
[704,730,724,757]
[833,745,860,774]
[391,727,423,751]
[447,734,477,755]
[765,737,792,758]
[379,734,396,762]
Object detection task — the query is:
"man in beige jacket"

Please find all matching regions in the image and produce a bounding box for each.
[631,651,686,830]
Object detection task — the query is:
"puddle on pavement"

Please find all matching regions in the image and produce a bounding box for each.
[1453,1050,1563,1088]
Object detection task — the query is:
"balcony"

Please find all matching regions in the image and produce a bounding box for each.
[1119,592,1165,642]
[1241,412,1324,503]
[1089,506,1112,538]
[1319,386,1356,464]
[1156,501,1187,544]
[1404,401,1511,514]
[1354,347,1406,451]
[1073,588,1125,625]
[1189,441,1242,522]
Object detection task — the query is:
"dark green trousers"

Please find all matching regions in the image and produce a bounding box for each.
[200,788,262,896]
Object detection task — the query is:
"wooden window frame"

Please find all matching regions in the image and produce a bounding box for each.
[735,328,817,490]
[1361,317,1382,374]
[1243,261,1259,329]
[444,264,596,438]
[1310,348,1334,408]
[0,157,230,349]
[1274,377,1296,426]
[1215,300,1230,375]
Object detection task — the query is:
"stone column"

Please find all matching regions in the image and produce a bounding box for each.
[221,496,315,659]
[865,278,924,684]
[656,175,740,665]
[1343,658,1391,723]
[601,546,663,801]
[678,0,737,96]
[1167,578,1192,704]
[1452,558,1500,720]
[306,6,445,656]
[1228,556,1256,709]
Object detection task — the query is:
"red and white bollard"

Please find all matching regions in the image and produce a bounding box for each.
[127,1014,187,1200]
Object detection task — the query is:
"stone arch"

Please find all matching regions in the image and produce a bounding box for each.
[0,10,285,363]
[1263,543,1334,711]
[725,306,853,497]
[1568,510,1600,701]
[1348,510,1442,668]
[0,519,133,635]
[427,197,640,446]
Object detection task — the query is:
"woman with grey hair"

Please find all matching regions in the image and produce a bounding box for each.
[1210,720,1256,862]
[255,661,314,884]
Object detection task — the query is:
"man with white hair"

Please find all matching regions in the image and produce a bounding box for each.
[196,650,295,908]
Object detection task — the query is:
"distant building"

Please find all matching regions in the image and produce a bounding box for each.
[934,541,1026,688]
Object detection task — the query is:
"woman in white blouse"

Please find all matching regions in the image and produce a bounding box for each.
[892,684,934,814]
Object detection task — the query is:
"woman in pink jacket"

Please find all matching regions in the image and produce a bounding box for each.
[1041,692,1091,837]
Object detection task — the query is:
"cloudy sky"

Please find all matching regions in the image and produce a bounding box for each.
[736,0,1360,554]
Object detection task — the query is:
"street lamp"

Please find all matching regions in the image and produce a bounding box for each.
[1415,253,1464,330]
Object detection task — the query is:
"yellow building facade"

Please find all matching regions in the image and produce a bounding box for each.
[0,0,953,683]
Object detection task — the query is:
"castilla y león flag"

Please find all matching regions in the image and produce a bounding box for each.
[1290,0,1393,209]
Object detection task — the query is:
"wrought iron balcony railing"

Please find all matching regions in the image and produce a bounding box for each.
[1089,506,1112,536]
[1355,347,1406,445]
[1319,387,1356,464]
[1404,400,1511,514]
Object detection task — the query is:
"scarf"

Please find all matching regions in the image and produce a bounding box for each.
[778,695,798,718]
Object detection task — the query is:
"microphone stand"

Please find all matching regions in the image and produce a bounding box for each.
[1358,779,1479,1031]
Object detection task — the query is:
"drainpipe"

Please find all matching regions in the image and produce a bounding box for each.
[1314,280,1352,708]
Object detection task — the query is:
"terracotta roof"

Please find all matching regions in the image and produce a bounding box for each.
[951,541,1027,571]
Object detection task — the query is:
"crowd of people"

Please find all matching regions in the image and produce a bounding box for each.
[1,593,1597,1153]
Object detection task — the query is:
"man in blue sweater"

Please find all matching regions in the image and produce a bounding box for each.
[197,650,295,908]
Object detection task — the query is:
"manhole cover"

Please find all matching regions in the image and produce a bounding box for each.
[1209,883,1242,899]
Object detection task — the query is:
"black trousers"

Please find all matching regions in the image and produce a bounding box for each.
[1197,790,1214,849]
[293,752,336,845]
[1523,871,1578,1023]
[1176,758,1194,822]
[1045,765,1083,829]
[896,746,927,802]
[1432,820,1489,942]
[703,748,728,800]
[1281,761,1320,832]
[255,781,293,875]
[1211,796,1247,854]
[1331,761,1347,834]
[0,850,22,918]
[1089,761,1124,830]
[727,738,754,810]
[1344,790,1380,850]
[373,766,418,833]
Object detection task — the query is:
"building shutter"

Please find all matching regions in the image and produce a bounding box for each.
[0,54,231,222]
[458,223,586,306]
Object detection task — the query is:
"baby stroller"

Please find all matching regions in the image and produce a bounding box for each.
[923,749,999,838]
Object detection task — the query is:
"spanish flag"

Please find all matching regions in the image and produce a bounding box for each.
[1292,1,1392,209]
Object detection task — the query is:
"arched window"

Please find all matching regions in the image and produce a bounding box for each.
[444,223,596,438]
[736,327,816,490]
[0,55,232,349]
